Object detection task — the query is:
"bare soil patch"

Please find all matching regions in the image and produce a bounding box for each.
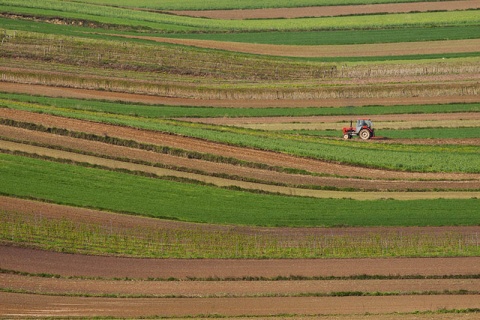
[2,245,480,279]
[2,292,479,318]
[168,1,480,19]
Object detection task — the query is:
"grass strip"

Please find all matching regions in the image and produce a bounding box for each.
[1,2,480,33]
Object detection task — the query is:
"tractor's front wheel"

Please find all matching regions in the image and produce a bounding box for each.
[343,134,351,140]
[359,129,371,140]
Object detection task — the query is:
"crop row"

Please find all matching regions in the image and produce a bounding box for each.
[3,67,478,103]
[3,92,479,119]
[1,1,479,32]
[1,152,480,227]
[2,209,480,258]
[3,98,480,173]
[164,26,480,46]
[65,0,449,11]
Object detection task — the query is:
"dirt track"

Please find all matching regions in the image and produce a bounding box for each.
[168,0,480,19]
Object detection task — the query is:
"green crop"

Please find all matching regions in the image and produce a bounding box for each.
[60,0,467,11]
[1,1,479,32]
[1,153,479,227]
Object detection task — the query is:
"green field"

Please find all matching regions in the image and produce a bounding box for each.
[1,1,479,33]
[1,153,479,227]
[56,0,473,10]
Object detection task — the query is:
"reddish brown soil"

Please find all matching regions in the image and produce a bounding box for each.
[2,82,480,108]
[168,1,480,19]
[1,244,480,317]
[2,198,480,318]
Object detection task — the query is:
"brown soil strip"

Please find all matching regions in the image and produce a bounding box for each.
[2,82,479,108]
[1,108,478,182]
[236,119,480,131]
[168,1,480,19]
[2,245,480,279]
[2,292,479,318]
[118,37,480,57]
[2,126,478,191]
[185,113,480,125]
[3,273,479,296]
[5,140,479,199]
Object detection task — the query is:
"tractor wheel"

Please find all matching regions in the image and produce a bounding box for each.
[359,129,371,140]
[343,134,350,140]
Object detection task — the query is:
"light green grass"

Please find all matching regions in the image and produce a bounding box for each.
[1,1,479,32]
[62,0,467,11]
[1,153,479,227]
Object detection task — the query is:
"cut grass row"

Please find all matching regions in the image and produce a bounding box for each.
[1,152,479,228]
[3,99,480,173]
[1,1,479,32]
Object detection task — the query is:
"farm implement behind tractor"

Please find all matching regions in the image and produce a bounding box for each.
[343,119,375,140]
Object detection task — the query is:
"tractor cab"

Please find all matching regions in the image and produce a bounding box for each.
[343,119,375,140]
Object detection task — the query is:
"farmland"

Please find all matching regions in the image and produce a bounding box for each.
[0,0,479,318]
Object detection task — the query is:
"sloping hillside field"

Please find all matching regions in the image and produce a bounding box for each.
[0,0,479,318]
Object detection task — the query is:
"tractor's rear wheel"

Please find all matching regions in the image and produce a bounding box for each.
[359,129,371,140]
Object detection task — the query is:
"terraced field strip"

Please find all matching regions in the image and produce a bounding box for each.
[2,292,479,318]
[170,0,480,19]
[119,36,480,57]
[1,245,480,318]
[2,83,480,108]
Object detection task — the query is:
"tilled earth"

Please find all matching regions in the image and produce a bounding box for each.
[1,244,480,318]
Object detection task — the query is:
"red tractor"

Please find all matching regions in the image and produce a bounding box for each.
[342,119,375,140]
